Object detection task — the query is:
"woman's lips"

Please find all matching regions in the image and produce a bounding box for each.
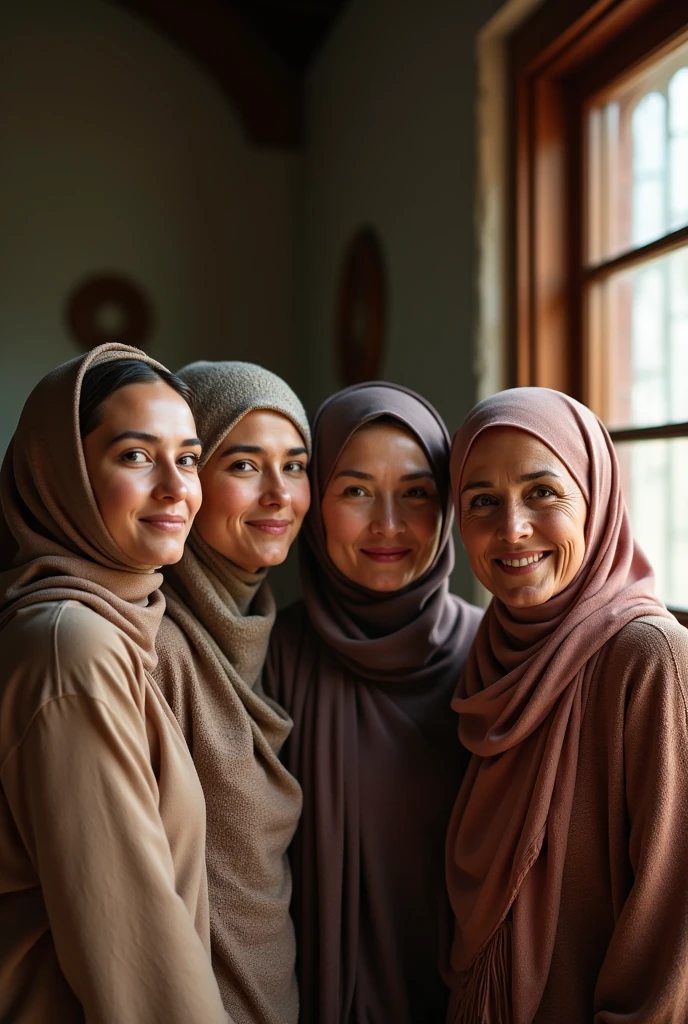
[139,515,186,533]
[247,519,292,535]
[494,551,550,575]
[361,547,412,563]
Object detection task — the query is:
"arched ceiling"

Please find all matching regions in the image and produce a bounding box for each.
[111,0,348,150]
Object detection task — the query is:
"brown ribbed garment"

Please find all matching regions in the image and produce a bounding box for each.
[263,382,484,1024]
[445,388,679,1024]
[0,344,227,1023]
[154,361,310,1024]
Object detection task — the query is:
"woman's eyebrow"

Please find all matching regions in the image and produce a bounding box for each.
[461,478,492,494]
[108,431,202,448]
[461,469,561,494]
[400,471,434,482]
[286,446,308,457]
[219,444,263,457]
[519,470,561,482]
[334,469,374,480]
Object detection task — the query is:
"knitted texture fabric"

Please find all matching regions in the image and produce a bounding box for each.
[177,360,311,466]
[155,360,309,1023]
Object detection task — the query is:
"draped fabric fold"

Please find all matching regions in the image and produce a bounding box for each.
[264,382,483,1023]
[445,388,670,1024]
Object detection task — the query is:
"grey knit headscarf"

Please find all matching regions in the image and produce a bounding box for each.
[178,361,311,467]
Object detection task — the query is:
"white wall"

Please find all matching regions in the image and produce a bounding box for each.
[300,0,506,596]
[0,0,302,456]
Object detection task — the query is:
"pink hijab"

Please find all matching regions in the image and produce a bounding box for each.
[445,387,670,1024]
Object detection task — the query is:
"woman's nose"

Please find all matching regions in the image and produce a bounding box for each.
[496,501,532,543]
[151,462,189,503]
[370,496,404,536]
[259,473,291,509]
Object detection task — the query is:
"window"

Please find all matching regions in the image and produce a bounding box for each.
[509,0,688,616]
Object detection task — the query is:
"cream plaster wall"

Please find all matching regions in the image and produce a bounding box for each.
[0,0,302,457]
[299,0,507,597]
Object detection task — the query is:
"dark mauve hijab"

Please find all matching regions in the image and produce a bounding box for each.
[445,387,670,1024]
[264,382,483,1024]
[0,343,173,669]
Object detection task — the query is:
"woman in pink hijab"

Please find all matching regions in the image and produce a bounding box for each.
[445,387,688,1023]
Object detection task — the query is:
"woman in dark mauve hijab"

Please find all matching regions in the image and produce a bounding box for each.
[263,382,483,1024]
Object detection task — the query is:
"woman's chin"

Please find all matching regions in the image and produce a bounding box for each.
[356,568,410,593]
[228,540,291,572]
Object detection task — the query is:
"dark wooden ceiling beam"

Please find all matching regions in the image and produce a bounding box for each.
[110,0,304,149]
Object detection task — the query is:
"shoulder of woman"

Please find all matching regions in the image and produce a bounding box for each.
[604,614,688,660]
[0,600,146,770]
[1,599,138,668]
[597,614,688,695]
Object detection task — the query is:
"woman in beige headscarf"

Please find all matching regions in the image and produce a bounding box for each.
[153,361,311,1024]
[0,344,227,1022]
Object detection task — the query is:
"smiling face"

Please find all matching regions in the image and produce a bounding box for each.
[458,426,588,609]
[193,409,310,572]
[321,420,443,592]
[82,381,202,566]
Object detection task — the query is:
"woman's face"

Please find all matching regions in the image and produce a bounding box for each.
[459,426,588,609]
[321,421,443,592]
[83,381,202,566]
[193,410,310,572]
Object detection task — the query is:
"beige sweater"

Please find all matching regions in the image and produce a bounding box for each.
[534,614,688,1022]
[0,600,227,1023]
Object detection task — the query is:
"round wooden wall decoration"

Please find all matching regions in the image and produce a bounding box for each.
[336,227,386,386]
[66,273,154,351]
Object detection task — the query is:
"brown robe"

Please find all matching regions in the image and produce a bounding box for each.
[0,601,226,1023]
[537,615,688,1022]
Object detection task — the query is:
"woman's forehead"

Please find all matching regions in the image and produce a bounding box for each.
[336,420,431,465]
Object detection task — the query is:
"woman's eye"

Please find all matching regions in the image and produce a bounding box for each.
[120,449,149,464]
[532,486,555,499]
[178,453,200,468]
[344,486,368,498]
[405,486,430,499]
[468,493,497,509]
[284,461,307,473]
[230,460,255,472]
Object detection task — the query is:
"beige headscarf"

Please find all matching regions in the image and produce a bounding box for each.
[0,343,175,668]
[445,388,670,1023]
[154,361,310,1024]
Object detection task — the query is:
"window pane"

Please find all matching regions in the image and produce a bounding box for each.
[591,245,688,428]
[587,38,688,264]
[616,438,688,609]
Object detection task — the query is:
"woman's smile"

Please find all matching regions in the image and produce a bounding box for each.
[494,550,550,573]
[360,546,412,562]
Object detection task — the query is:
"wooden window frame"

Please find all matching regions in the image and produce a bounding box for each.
[508,0,688,623]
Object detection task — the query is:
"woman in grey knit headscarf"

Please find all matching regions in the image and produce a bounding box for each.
[153,361,311,1024]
